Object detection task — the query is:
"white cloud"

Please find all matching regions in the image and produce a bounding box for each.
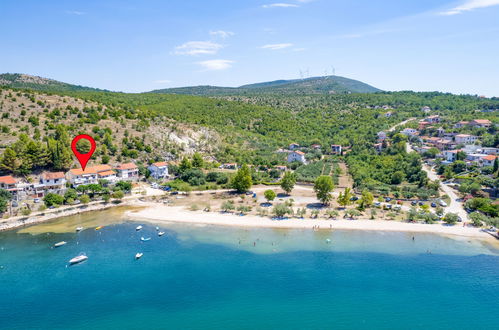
[262,3,299,8]
[154,79,172,84]
[197,59,234,71]
[66,10,85,15]
[209,30,235,39]
[439,0,499,15]
[173,41,223,56]
[261,43,294,50]
[293,47,306,52]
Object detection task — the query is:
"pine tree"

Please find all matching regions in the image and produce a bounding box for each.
[0,148,20,173]
[280,171,297,195]
[231,164,252,193]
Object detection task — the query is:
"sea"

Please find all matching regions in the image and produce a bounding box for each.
[0,207,498,329]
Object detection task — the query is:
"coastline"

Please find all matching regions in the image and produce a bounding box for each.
[0,200,132,232]
[127,203,498,244]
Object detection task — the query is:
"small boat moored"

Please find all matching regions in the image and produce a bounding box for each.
[155,226,159,231]
[95,226,103,231]
[54,241,67,248]
[69,254,88,265]
[158,232,165,237]
[135,253,143,260]
[140,237,151,242]
[75,227,83,232]
[136,225,143,231]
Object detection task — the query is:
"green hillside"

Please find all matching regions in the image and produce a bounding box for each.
[0,73,107,92]
[149,75,381,95]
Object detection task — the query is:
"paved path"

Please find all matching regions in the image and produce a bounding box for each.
[406,142,468,221]
[388,117,416,132]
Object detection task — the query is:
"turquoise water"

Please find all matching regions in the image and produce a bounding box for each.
[1,215,498,329]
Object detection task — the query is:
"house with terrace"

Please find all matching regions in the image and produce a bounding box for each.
[287,151,306,164]
[116,163,139,181]
[67,165,113,187]
[148,161,169,180]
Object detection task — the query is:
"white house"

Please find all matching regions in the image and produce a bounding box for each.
[481,155,497,167]
[469,119,492,128]
[97,170,117,183]
[481,147,499,155]
[116,163,139,181]
[421,106,431,113]
[39,172,67,194]
[289,143,300,150]
[400,128,418,137]
[443,150,460,162]
[377,131,387,141]
[331,144,342,154]
[454,121,469,128]
[287,151,306,164]
[148,161,169,180]
[455,134,478,145]
[425,115,441,123]
[67,165,113,187]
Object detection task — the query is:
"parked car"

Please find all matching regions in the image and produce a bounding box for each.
[350,196,359,201]
[33,198,41,203]
[431,202,437,208]
[151,183,159,189]
[385,197,391,202]
[386,204,392,209]
[374,202,381,207]
[438,200,447,207]
[418,201,424,206]
[411,201,417,206]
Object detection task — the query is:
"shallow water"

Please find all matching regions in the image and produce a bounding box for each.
[1,209,498,329]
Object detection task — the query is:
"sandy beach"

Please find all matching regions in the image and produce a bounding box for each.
[127,203,497,243]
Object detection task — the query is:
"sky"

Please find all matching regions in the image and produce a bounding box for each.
[1,0,499,96]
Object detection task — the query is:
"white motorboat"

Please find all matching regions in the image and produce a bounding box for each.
[158,232,165,237]
[75,227,83,232]
[69,254,88,265]
[140,237,151,242]
[155,226,159,231]
[136,225,143,231]
[135,253,143,260]
[54,241,67,248]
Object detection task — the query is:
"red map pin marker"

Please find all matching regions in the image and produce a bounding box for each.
[71,134,96,171]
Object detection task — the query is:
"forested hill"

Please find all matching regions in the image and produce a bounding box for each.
[149,75,381,95]
[0,73,107,92]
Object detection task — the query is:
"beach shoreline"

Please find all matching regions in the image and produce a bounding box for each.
[126,203,498,244]
[0,200,133,232]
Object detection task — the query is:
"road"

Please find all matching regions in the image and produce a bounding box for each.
[406,142,468,221]
[388,117,416,132]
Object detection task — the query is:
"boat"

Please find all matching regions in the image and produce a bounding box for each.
[158,232,165,237]
[325,239,331,244]
[69,254,88,265]
[54,241,67,247]
[95,226,103,231]
[155,226,159,231]
[136,225,143,231]
[140,237,151,242]
[135,253,143,259]
[75,227,83,232]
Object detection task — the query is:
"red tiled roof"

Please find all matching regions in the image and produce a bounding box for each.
[98,170,116,177]
[472,119,491,124]
[116,162,137,170]
[293,151,305,155]
[0,175,16,185]
[69,165,112,176]
[152,161,168,167]
[42,172,65,180]
[482,155,497,161]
